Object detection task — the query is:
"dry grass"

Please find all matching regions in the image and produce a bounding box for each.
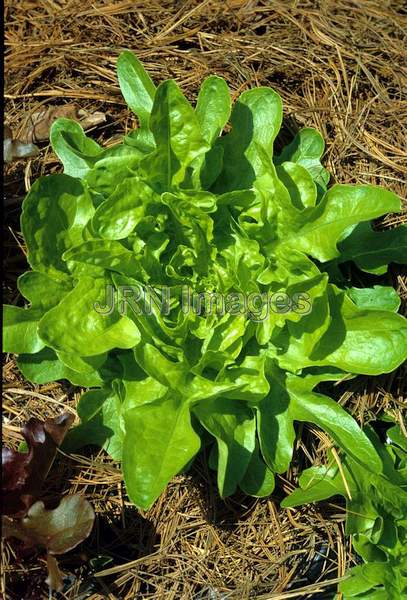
[3,1,407,598]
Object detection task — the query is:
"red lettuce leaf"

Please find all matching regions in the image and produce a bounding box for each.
[2,495,95,555]
[2,413,74,517]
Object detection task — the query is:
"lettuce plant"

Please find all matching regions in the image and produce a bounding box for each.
[2,414,94,593]
[4,52,407,519]
[284,421,407,599]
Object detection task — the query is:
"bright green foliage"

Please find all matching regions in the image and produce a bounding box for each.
[283,424,407,599]
[3,53,407,592]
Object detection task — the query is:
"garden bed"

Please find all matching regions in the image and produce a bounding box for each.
[3,1,406,598]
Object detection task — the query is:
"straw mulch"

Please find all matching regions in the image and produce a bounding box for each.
[3,1,406,599]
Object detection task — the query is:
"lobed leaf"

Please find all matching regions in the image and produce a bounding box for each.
[3,495,94,555]
[2,413,74,517]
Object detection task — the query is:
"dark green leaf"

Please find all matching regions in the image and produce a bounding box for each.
[50,118,103,178]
